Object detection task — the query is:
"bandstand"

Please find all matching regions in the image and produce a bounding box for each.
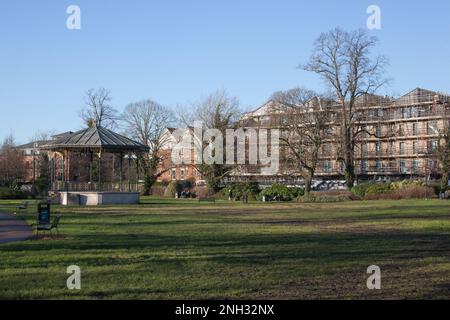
[40,126,149,206]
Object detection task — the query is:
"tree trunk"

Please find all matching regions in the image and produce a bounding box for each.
[144,175,156,195]
[345,163,355,189]
[440,171,449,192]
[304,174,313,197]
[343,126,355,189]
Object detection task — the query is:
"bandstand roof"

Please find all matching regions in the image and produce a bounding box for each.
[41,126,150,153]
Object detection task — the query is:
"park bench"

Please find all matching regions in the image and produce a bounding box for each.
[33,215,62,238]
[16,201,29,210]
[198,197,216,204]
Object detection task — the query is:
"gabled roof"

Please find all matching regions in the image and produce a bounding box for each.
[394,88,449,105]
[242,100,289,119]
[355,93,393,106]
[41,126,149,153]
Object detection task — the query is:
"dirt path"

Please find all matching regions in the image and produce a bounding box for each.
[0,212,33,244]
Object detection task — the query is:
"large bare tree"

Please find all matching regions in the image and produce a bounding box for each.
[80,88,118,129]
[122,99,175,194]
[183,90,241,193]
[276,88,331,196]
[302,28,389,188]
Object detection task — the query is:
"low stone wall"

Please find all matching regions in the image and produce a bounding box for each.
[58,192,140,206]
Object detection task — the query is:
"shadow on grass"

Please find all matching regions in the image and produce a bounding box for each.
[3,229,450,268]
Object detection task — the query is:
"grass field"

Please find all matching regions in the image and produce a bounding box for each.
[1,197,450,300]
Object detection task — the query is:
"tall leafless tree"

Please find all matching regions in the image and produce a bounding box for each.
[276,88,332,196]
[302,28,389,188]
[182,90,241,193]
[271,87,317,106]
[122,99,175,194]
[80,88,118,129]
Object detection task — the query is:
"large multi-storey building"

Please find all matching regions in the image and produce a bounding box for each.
[235,88,450,184]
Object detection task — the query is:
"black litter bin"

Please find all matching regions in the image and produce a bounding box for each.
[38,203,51,224]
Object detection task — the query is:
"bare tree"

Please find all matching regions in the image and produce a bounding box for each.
[1,134,16,151]
[271,87,317,106]
[122,99,175,194]
[302,28,389,188]
[0,134,26,186]
[436,119,450,193]
[80,88,118,128]
[29,130,55,143]
[183,90,241,193]
[277,88,331,196]
[190,90,240,130]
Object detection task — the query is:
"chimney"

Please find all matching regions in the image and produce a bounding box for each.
[434,94,442,104]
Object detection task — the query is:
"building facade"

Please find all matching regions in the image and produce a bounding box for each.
[236,88,450,184]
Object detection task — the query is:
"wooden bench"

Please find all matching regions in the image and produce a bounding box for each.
[16,201,29,210]
[34,216,61,238]
[198,197,216,204]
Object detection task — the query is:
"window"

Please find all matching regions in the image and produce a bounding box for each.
[399,160,407,174]
[402,107,410,119]
[412,160,420,173]
[427,121,438,135]
[428,140,438,153]
[412,141,418,154]
[418,107,427,117]
[376,160,383,173]
[376,125,382,137]
[323,161,332,173]
[398,124,404,136]
[376,142,382,155]
[361,160,367,173]
[399,142,405,155]
[428,159,438,170]
[412,123,419,136]
[180,169,185,180]
[171,169,177,180]
[322,144,332,156]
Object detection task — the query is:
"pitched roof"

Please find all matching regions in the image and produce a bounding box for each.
[395,88,450,105]
[41,126,149,153]
[51,131,74,139]
[242,100,290,119]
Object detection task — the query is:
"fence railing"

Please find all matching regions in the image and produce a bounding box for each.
[51,181,140,192]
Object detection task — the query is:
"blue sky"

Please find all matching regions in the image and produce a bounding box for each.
[1,0,450,144]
